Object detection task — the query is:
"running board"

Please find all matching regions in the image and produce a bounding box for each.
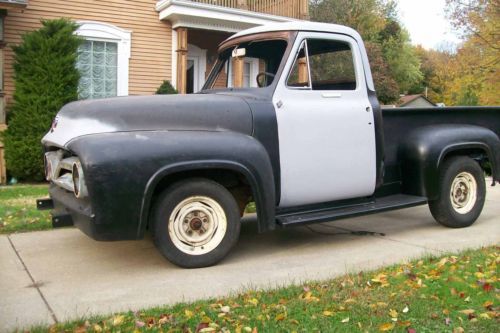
[276,194,427,227]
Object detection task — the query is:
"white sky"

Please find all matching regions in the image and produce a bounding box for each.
[397,0,462,49]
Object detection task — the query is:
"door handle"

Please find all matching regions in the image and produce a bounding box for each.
[321,92,342,98]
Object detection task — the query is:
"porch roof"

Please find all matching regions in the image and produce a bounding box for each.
[156,0,298,33]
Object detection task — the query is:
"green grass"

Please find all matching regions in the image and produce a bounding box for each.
[28,246,498,333]
[0,184,52,234]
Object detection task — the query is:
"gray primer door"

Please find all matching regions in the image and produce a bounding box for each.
[273,32,377,208]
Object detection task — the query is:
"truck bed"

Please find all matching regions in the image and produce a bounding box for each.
[381,106,500,186]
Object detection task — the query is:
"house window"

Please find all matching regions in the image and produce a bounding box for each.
[243,62,251,87]
[75,21,131,99]
[77,41,118,99]
[227,57,259,88]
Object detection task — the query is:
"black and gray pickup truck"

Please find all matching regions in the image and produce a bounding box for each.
[39,22,500,268]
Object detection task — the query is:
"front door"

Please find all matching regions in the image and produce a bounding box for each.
[273,32,377,208]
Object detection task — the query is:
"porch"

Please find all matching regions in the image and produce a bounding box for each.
[156,0,308,93]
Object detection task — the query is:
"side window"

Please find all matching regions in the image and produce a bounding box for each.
[307,39,356,90]
[287,41,310,88]
[287,39,357,91]
[77,40,118,99]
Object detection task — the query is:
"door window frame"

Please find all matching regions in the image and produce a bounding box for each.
[280,32,365,93]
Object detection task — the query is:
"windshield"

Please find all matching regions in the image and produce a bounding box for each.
[204,39,288,90]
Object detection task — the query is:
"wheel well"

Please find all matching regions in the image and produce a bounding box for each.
[147,169,253,228]
[441,148,491,175]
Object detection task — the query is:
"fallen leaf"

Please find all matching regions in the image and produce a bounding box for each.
[112,315,125,326]
[135,320,145,328]
[407,328,416,333]
[323,311,334,317]
[243,327,252,332]
[199,328,216,333]
[482,283,493,292]
[220,306,230,313]
[379,322,395,331]
[483,300,493,310]
[444,317,451,325]
[341,317,350,323]
[402,306,409,313]
[453,327,464,333]
[459,309,475,315]
[185,309,194,319]
[93,324,103,332]
[479,313,491,319]
[389,309,398,318]
[275,313,286,321]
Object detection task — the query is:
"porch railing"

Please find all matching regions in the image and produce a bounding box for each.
[191,0,309,19]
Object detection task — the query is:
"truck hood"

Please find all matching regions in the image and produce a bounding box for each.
[42,94,253,147]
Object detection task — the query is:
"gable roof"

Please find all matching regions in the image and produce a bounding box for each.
[398,94,436,107]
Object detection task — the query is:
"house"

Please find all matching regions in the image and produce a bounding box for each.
[398,94,436,108]
[0,0,309,183]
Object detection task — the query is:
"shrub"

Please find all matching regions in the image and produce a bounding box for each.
[156,80,178,94]
[2,19,82,181]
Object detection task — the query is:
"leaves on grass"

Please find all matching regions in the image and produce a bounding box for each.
[379,322,395,331]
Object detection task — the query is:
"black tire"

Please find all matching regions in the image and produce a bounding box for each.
[429,156,486,228]
[153,178,241,268]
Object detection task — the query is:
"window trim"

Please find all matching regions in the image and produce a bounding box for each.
[75,21,131,97]
[285,39,312,90]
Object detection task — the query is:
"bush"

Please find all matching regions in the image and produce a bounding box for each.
[156,80,178,94]
[2,19,82,181]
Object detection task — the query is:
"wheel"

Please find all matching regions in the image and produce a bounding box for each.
[152,178,241,268]
[429,156,486,228]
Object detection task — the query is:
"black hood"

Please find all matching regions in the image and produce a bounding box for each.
[42,94,253,147]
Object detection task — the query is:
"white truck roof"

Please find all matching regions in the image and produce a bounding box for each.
[228,22,362,41]
[228,22,375,92]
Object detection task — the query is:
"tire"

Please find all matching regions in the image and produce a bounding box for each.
[429,156,486,228]
[152,178,241,268]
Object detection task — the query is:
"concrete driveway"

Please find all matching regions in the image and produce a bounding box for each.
[1,183,499,332]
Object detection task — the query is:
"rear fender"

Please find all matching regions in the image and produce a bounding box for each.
[398,125,500,200]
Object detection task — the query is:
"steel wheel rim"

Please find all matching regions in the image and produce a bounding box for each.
[168,196,227,255]
[450,172,477,214]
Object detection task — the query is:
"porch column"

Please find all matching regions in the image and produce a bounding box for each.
[232,56,244,88]
[298,57,308,83]
[176,27,188,94]
[299,0,309,20]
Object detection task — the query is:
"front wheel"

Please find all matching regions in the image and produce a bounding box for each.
[153,178,241,268]
[429,156,486,228]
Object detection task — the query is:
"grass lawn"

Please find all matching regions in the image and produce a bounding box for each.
[29,246,498,333]
[0,184,52,234]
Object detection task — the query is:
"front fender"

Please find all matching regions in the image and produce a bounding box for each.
[398,124,500,200]
[67,130,276,240]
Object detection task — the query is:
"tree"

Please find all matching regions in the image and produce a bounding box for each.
[365,42,399,104]
[309,0,425,103]
[156,80,178,94]
[444,0,499,105]
[2,19,82,181]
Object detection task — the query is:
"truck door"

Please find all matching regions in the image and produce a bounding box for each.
[273,32,377,207]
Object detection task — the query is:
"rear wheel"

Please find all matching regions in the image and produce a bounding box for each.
[153,178,241,268]
[429,156,486,228]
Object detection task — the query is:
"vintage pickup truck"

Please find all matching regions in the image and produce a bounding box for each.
[39,22,500,268]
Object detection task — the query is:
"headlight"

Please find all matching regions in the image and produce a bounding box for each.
[72,161,88,198]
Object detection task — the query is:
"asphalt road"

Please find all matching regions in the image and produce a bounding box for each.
[1,182,499,331]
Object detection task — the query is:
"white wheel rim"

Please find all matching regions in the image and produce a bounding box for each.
[450,172,477,215]
[168,196,227,255]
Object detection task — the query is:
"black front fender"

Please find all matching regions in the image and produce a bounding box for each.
[67,131,276,240]
[398,124,500,200]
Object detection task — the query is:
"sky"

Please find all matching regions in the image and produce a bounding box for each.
[396,0,462,50]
